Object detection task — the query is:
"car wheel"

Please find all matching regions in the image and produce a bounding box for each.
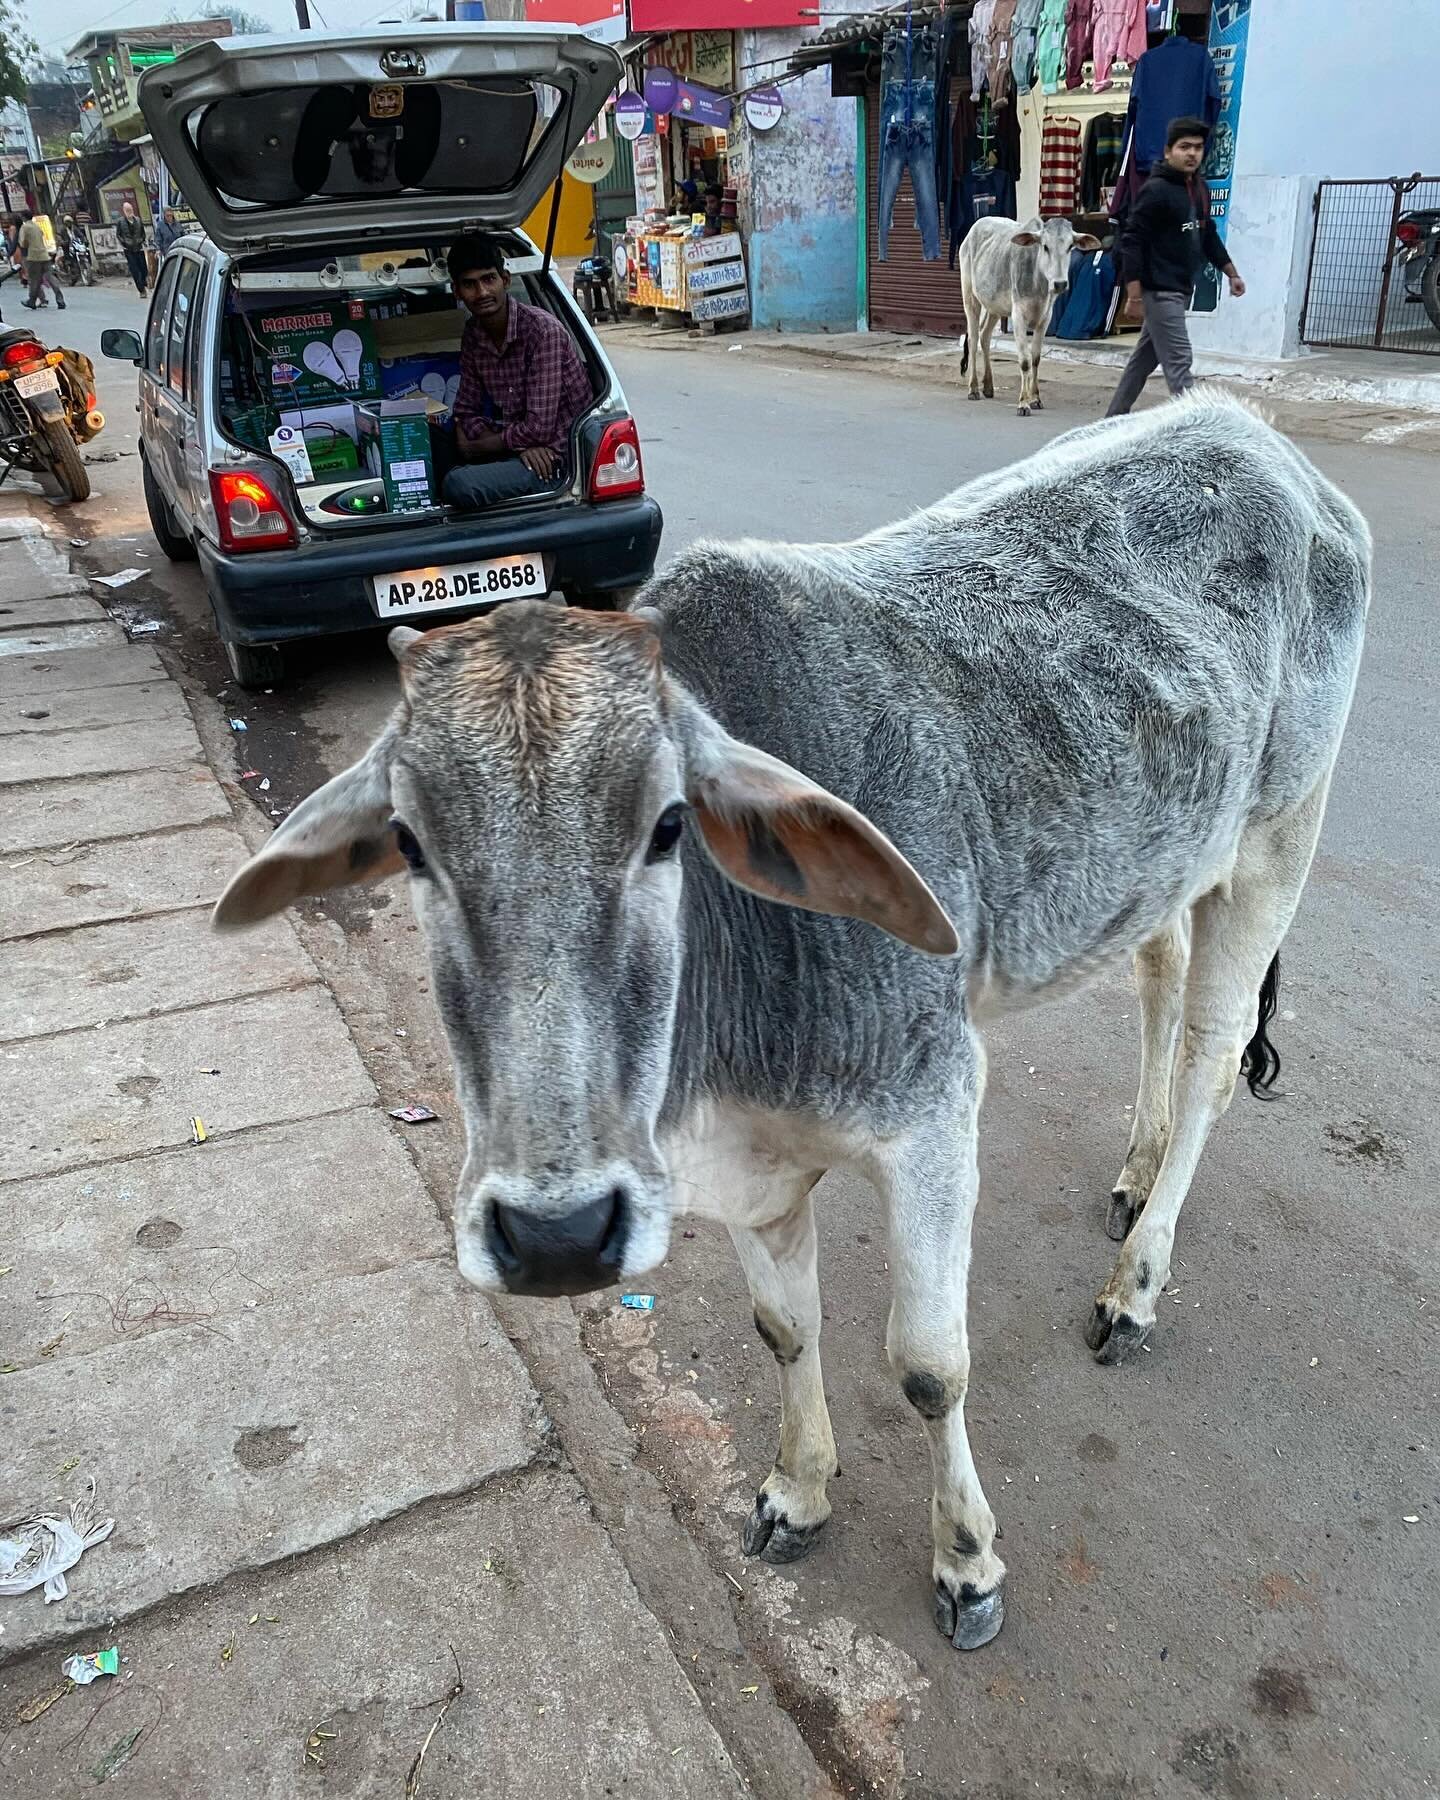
[143,456,198,561]
[223,637,285,690]
[564,588,626,612]
[1422,256,1440,334]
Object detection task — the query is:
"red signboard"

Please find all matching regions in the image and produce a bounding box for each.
[629,0,812,28]
[523,0,627,41]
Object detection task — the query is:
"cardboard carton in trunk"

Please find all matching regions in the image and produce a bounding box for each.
[357,398,435,515]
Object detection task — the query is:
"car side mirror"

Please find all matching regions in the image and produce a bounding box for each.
[100,328,144,365]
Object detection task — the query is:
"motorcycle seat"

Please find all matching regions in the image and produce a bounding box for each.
[0,325,39,349]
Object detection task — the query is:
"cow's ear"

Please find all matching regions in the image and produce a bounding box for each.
[1073,232,1102,251]
[212,725,403,930]
[669,688,958,957]
[1011,230,1040,246]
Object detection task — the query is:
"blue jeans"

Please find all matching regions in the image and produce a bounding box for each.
[876,78,942,263]
[442,457,563,510]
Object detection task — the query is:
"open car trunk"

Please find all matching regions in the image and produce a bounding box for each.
[137,25,622,256]
[218,234,608,530]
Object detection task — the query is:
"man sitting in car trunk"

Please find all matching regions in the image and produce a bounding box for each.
[442,232,593,510]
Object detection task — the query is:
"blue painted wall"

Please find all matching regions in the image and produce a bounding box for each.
[733,35,858,333]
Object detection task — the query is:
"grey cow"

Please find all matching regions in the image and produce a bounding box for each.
[215,395,1369,1652]
[959,213,1100,415]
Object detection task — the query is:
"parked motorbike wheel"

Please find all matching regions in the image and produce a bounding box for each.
[1424,256,1440,333]
[53,256,78,287]
[40,416,90,503]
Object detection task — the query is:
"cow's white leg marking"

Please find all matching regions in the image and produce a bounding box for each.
[870,1058,1006,1649]
[730,1178,837,1563]
[1108,915,1191,1242]
[1089,779,1331,1363]
[1014,314,1037,415]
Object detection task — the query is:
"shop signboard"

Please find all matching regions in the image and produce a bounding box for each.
[522,0,628,46]
[631,0,808,28]
[743,87,784,132]
[683,230,742,266]
[614,92,649,140]
[674,81,729,130]
[1192,0,1250,315]
[649,30,733,91]
[690,286,749,323]
[685,257,745,295]
[566,138,617,183]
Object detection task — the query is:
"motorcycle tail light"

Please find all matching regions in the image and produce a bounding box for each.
[209,469,297,553]
[1395,221,1421,245]
[1,341,43,375]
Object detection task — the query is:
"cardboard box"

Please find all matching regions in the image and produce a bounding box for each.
[379,354,463,425]
[357,399,435,515]
[251,302,382,406]
[277,404,363,476]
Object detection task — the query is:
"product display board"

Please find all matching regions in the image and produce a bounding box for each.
[250,301,382,407]
[624,227,749,323]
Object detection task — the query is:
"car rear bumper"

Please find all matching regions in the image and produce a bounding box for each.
[199,494,663,645]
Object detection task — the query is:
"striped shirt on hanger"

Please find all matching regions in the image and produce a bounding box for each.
[1038,113,1083,216]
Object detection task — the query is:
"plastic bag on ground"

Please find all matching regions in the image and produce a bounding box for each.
[0,1485,115,1604]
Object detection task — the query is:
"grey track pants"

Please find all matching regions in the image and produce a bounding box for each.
[1105,288,1194,416]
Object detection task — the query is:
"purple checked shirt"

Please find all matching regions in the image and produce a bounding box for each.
[453,299,592,458]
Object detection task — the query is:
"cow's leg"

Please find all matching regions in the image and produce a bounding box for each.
[1013,314,1037,416]
[872,1064,1006,1649]
[1088,781,1330,1364]
[730,1174,838,1564]
[1029,329,1045,410]
[979,314,999,399]
[964,290,984,399]
[1108,915,1191,1241]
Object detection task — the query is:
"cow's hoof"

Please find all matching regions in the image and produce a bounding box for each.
[934,1576,1005,1650]
[1086,1298,1153,1365]
[983,386,995,400]
[968,390,981,401]
[742,1491,828,1565]
[1017,404,1030,417]
[1106,1188,1139,1241]
[1032,395,1044,410]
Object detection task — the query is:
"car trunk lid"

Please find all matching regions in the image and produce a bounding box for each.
[138,24,622,257]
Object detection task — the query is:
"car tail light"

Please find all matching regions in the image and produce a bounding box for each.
[209,469,297,553]
[1396,221,1421,245]
[588,417,645,502]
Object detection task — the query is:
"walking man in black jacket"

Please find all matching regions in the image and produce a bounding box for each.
[1105,116,1245,416]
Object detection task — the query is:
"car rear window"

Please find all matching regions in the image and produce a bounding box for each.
[190,78,555,215]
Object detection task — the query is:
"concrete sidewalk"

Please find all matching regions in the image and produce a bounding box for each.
[0,509,771,1795]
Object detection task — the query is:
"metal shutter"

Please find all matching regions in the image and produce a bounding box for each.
[866,78,967,337]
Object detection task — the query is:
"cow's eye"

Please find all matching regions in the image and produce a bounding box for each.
[646,803,686,864]
[390,820,426,873]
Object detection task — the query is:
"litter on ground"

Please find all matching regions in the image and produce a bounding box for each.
[93,569,146,589]
[60,1647,119,1685]
[389,1104,439,1124]
[1,1485,115,1603]
[621,1294,656,1311]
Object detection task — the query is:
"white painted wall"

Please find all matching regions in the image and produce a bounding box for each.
[1192,0,1440,360]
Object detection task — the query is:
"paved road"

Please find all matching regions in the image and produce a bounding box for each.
[47,280,1440,1796]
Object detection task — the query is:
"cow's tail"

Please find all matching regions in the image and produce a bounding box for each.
[959,327,969,375]
[1240,953,1282,1099]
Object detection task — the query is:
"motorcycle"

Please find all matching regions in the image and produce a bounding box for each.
[0,290,105,503]
[54,237,96,288]
[1396,206,1440,333]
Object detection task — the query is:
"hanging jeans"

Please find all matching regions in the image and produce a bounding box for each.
[877,79,942,261]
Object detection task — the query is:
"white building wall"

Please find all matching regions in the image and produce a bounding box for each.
[1190,0,1440,360]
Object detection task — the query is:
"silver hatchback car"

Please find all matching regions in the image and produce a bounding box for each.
[102,25,662,687]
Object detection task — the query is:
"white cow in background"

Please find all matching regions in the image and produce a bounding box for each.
[960,214,1100,416]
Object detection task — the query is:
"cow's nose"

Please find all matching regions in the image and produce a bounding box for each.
[1051,279,1068,294]
[486,1188,629,1296]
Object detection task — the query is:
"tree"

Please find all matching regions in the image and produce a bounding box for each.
[0,0,38,107]
[200,3,275,31]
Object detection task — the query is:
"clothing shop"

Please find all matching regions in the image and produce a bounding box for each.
[792,0,1235,343]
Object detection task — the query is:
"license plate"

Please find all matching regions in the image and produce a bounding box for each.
[13,368,59,399]
[370,553,546,617]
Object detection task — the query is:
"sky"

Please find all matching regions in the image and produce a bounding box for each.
[19,0,417,64]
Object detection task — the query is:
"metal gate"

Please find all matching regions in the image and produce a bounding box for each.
[1300,175,1440,354]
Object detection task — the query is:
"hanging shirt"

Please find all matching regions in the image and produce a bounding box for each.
[1038,114,1084,217]
[1080,110,1127,209]
[986,0,1020,105]
[1126,34,1221,172]
[969,0,998,96]
[1092,0,1149,89]
[1036,0,1069,95]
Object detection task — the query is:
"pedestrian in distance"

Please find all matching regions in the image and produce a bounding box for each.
[115,200,149,296]
[18,211,66,312]
[153,206,182,256]
[1105,116,1244,416]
